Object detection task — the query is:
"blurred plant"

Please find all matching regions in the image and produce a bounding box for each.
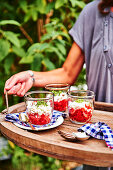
[0,141,62,170]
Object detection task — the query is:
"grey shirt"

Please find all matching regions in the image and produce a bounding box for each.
[69,0,113,103]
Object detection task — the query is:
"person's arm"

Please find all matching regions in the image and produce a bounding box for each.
[4,42,84,96]
[33,42,84,86]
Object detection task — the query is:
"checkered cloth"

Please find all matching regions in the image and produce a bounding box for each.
[78,122,113,150]
[5,110,63,128]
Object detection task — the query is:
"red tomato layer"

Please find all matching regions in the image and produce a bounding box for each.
[54,99,68,112]
[28,113,51,125]
[69,105,92,123]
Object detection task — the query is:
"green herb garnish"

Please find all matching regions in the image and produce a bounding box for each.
[37,101,48,107]
[52,90,64,96]
[75,99,84,103]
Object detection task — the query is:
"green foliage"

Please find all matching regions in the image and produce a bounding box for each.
[1,143,62,170]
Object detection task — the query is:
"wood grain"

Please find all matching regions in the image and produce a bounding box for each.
[1,102,113,167]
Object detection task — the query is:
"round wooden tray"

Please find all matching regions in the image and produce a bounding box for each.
[0,102,113,167]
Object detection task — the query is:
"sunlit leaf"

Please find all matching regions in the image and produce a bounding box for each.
[19,55,34,64]
[24,10,32,23]
[45,2,55,14]
[19,39,27,47]
[70,0,85,8]
[32,10,38,21]
[0,20,21,26]
[46,46,65,62]
[0,39,10,61]
[12,46,26,58]
[55,0,67,9]
[41,34,52,41]
[55,41,66,55]
[31,53,44,71]
[27,43,50,55]
[36,0,46,14]
[42,58,56,70]
[4,31,20,48]
[4,55,14,75]
[19,0,28,13]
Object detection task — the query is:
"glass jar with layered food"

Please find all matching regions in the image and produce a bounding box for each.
[24,91,54,125]
[68,90,95,124]
[45,84,70,113]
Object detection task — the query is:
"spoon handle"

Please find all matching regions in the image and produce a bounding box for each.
[5,91,9,114]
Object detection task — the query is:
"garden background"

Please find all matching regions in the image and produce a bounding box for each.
[0,0,92,169]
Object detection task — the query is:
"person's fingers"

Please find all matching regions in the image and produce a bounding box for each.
[8,83,22,95]
[5,76,19,91]
[4,76,14,94]
[5,76,14,87]
[20,89,26,97]
[19,78,33,97]
[5,71,30,92]
[17,82,26,96]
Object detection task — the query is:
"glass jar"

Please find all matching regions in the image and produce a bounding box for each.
[68,90,95,124]
[24,91,54,125]
[45,83,70,112]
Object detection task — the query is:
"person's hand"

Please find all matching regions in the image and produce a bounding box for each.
[4,71,34,97]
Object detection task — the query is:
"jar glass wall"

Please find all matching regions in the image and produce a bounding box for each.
[68,90,95,124]
[24,91,54,125]
[45,83,70,113]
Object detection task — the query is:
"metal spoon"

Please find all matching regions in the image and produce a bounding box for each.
[5,90,9,114]
[58,130,90,141]
[19,112,35,130]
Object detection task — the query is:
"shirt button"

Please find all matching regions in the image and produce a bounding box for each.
[104,45,107,50]
[104,21,108,26]
[108,64,112,68]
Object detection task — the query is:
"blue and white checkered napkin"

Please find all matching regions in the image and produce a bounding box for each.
[5,110,63,128]
[78,122,113,150]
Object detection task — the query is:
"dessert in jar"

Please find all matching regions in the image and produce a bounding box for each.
[24,91,54,125]
[68,90,95,124]
[45,83,70,112]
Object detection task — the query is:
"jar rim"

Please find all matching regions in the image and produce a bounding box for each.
[45,83,70,90]
[68,90,95,99]
[24,90,54,101]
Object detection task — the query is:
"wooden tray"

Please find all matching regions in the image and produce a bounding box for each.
[0,102,113,167]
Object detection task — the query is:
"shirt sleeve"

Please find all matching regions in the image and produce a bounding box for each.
[69,7,86,51]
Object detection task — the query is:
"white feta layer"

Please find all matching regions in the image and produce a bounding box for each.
[26,101,52,116]
[69,101,92,110]
[54,92,68,102]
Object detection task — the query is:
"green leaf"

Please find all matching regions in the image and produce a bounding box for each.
[70,0,85,8]
[55,40,66,55]
[0,39,10,61]
[24,10,32,23]
[31,53,44,71]
[36,0,46,14]
[4,31,20,48]
[19,0,28,13]
[0,20,21,26]
[27,43,50,55]
[0,96,3,109]
[55,0,67,9]
[42,58,56,70]
[41,34,52,42]
[19,39,27,47]
[32,10,38,21]
[46,46,65,62]
[4,55,14,75]
[12,46,26,58]
[45,2,55,14]
[19,55,34,64]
